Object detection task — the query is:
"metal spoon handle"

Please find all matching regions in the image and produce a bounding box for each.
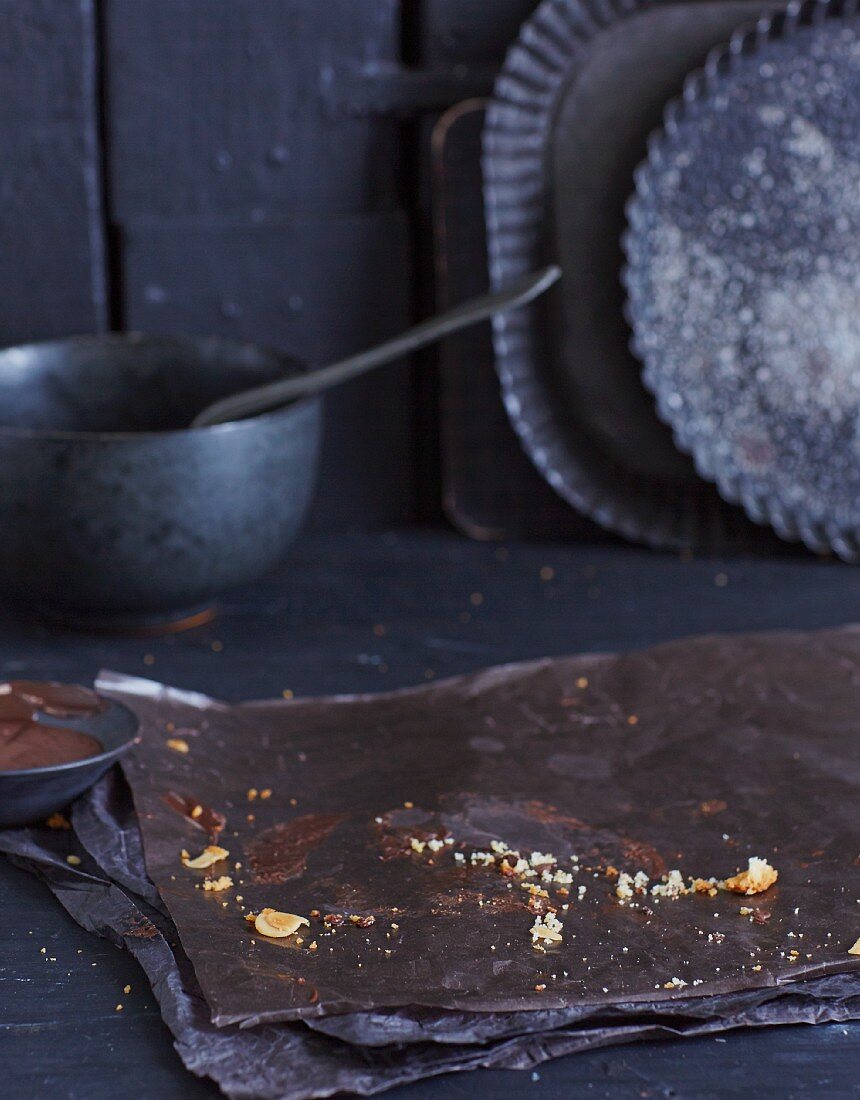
[191,264,561,428]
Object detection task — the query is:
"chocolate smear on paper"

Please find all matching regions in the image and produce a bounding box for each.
[249,814,347,884]
[163,791,226,840]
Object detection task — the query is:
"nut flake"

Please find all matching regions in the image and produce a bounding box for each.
[181,845,230,869]
[848,938,860,956]
[254,909,310,938]
[166,738,190,754]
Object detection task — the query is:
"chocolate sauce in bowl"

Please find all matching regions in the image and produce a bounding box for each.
[0,681,105,771]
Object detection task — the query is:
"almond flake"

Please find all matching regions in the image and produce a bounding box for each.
[181,845,229,869]
[254,909,309,938]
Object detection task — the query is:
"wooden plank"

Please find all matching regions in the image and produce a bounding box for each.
[101,0,402,218]
[121,211,413,526]
[0,0,106,342]
[102,0,415,526]
[421,0,541,64]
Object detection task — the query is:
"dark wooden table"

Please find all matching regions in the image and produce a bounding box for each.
[1,529,857,1098]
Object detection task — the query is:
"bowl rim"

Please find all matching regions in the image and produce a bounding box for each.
[0,697,140,779]
[0,332,319,443]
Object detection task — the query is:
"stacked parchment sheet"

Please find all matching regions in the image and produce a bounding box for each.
[2,627,859,1098]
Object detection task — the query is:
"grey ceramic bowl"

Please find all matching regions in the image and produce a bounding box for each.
[0,697,139,827]
[0,334,321,627]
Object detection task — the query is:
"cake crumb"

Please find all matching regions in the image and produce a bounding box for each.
[721,857,778,895]
[530,913,563,947]
[203,875,233,892]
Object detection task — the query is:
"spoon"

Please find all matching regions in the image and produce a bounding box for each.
[191,265,561,428]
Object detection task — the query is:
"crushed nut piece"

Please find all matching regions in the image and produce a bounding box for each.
[529,851,555,868]
[45,812,71,830]
[166,738,190,754]
[260,789,272,799]
[181,845,229,869]
[470,851,495,867]
[849,938,860,956]
[721,857,778,895]
[203,875,233,892]
[66,854,81,866]
[651,869,689,899]
[616,872,634,901]
[530,913,563,947]
[190,805,203,819]
[254,909,309,938]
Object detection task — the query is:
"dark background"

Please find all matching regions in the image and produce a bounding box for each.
[5,0,544,533]
[2,6,859,1095]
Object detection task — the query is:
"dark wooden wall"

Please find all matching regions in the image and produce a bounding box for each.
[0,1,537,529]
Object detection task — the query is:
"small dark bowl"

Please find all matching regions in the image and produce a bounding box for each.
[0,698,139,827]
[0,334,321,626]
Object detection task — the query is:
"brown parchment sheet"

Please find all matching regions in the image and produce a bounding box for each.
[100,627,860,1029]
[2,770,858,1100]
